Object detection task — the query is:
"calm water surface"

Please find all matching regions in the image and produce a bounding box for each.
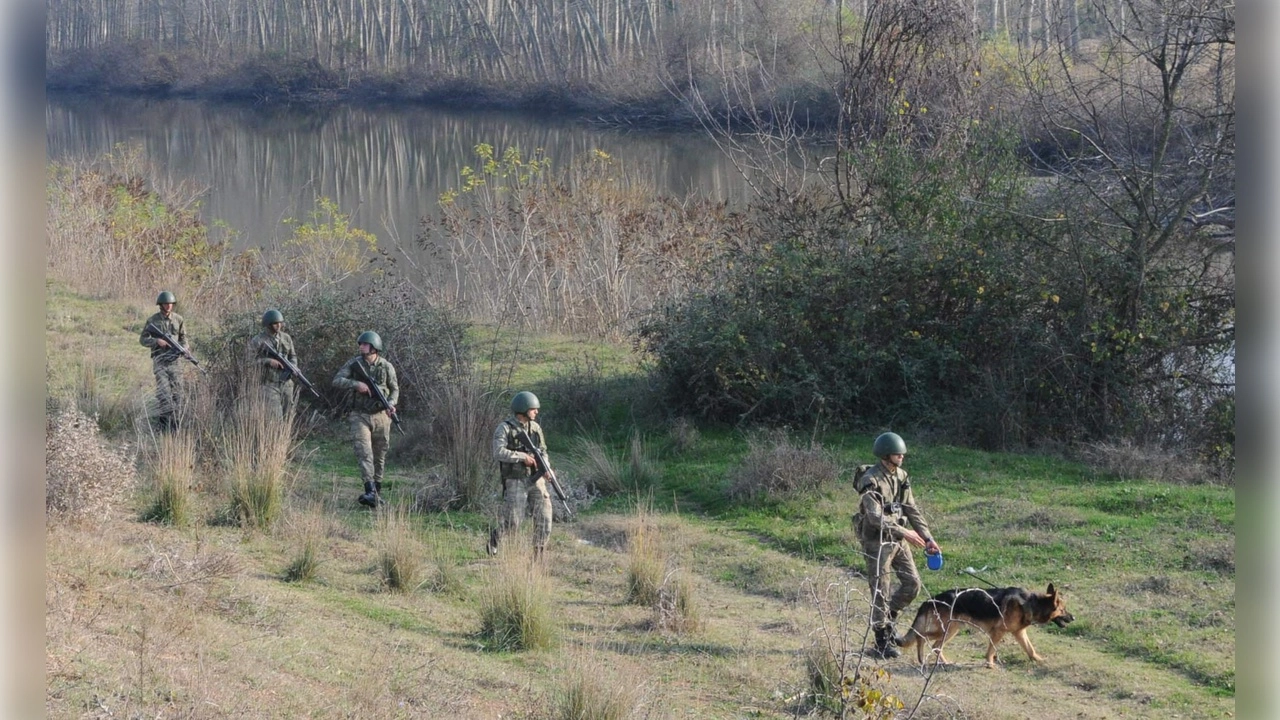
[46,95,752,250]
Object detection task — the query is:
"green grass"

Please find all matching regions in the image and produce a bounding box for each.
[45,284,1236,717]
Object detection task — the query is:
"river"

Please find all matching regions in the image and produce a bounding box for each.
[45,94,753,252]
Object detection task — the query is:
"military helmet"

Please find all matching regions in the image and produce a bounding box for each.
[357,330,383,352]
[262,309,284,326]
[156,290,177,305]
[873,432,907,458]
[511,391,540,414]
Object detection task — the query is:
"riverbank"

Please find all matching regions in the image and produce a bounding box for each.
[46,54,707,131]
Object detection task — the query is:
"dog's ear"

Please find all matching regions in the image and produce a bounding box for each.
[1046,582,1056,596]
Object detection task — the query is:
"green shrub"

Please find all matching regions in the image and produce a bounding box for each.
[637,129,1234,457]
[203,282,468,422]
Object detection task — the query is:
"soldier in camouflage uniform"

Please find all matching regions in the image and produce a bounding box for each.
[139,290,187,431]
[332,331,399,507]
[852,432,943,659]
[487,391,554,558]
[248,309,297,420]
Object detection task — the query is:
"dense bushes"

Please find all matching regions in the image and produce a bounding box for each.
[203,283,468,420]
[638,135,1235,463]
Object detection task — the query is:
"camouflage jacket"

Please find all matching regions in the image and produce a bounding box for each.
[492,416,549,481]
[139,311,187,363]
[332,355,398,415]
[248,330,297,385]
[853,462,933,544]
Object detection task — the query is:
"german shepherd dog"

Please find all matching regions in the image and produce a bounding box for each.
[896,583,1074,668]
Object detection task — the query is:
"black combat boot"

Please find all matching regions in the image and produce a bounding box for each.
[358,481,379,507]
[874,626,901,659]
[374,481,384,504]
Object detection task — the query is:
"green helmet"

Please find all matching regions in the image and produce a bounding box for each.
[156,291,177,305]
[262,309,284,326]
[873,432,907,458]
[511,391,540,414]
[357,331,383,352]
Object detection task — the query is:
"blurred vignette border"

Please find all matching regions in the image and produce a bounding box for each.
[1236,0,1278,717]
[4,0,48,716]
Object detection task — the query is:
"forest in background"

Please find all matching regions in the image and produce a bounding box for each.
[49,0,1139,115]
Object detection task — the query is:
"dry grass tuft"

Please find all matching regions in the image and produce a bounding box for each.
[624,499,665,607]
[73,361,137,437]
[376,502,426,592]
[282,502,328,582]
[803,641,843,710]
[139,540,241,590]
[667,417,700,454]
[223,392,294,530]
[653,567,702,635]
[552,657,645,720]
[477,533,559,651]
[140,429,196,526]
[423,372,506,511]
[46,404,138,524]
[571,429,661,496]
[1082,440,1214,484]
[421,529,465,595]
[726,429,841,501]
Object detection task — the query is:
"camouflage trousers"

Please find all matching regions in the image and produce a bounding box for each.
[261,380,296,421]
[152,359,185,422]
[500,475,553,550]
[861,537,922,630]
[349,411,391,485]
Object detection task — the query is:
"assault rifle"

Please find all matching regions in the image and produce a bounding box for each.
[145,322,207,375]
[510,423,573,516]
[349,358,405,434]
[261,343,321,399]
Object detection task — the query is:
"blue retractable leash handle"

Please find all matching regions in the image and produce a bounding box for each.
[926,550,943,571]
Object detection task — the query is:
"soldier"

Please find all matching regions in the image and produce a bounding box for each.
[332,331,399,507]
[139,290,187,431]
[488,391,554,559]
[248,309,298,420]
[852,432,943,659]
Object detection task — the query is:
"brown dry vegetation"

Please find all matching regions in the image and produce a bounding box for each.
[46,498,1233,719]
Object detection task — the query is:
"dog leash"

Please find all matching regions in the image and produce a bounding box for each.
[960,565,1001,589]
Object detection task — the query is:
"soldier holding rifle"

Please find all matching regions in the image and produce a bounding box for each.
[139,290,191,431]
[332,331,400,507]
[248,309,300,420]
[489,391,563,559]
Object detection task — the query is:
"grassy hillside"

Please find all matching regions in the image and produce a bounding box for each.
[45,285,1234,719]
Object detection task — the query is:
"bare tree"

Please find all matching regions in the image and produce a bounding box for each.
[1018,0,1234,440]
